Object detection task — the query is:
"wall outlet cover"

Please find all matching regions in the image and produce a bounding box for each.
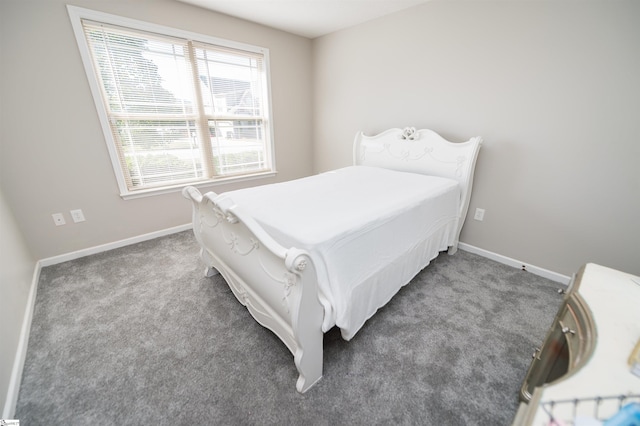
[70,209,86,223]
[52,213,66,226]
[474,208,485,221]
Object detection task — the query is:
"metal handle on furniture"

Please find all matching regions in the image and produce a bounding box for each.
[532,348,541,359]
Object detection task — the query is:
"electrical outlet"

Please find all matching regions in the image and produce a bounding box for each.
[52,213,66,226]
[70,209,86,223]
[474,208,485,221]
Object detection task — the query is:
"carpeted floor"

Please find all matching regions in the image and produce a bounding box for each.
[15,231,563,425]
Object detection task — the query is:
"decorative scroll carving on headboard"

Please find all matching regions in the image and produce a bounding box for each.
[399,127,418,140]
[378,144,432,162]
[356,128,471,177]
[455,156,467,178]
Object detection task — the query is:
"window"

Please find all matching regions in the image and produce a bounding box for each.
[68,6,275,198]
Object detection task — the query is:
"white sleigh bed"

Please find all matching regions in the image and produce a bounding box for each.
[183,127,482,393]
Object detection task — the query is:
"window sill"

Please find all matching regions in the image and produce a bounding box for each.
[120,170,278,200]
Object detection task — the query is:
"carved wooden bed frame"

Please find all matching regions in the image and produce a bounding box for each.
[183,127,482,393]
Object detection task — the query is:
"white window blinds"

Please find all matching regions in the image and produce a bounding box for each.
[70,8,274,196]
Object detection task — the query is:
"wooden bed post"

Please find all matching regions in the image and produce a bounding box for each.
[285,250,324,393]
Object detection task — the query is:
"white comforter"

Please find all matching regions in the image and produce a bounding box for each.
[222,166,460,339]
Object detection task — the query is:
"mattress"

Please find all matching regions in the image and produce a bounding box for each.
[221,166,460,339]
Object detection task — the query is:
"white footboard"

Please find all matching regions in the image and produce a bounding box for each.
[182,186,324,393]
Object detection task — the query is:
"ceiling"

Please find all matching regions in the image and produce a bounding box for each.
[177,0,431,39]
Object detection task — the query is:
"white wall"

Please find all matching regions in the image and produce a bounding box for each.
[0,189,36,418]
[312,1,640,276]
[0,0,314,260]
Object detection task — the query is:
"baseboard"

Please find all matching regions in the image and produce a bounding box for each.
[458,243,571,285]
[39,223,192,267]
[2,223,193,418]
[2,262,40,419]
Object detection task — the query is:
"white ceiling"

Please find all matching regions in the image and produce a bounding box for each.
[177,0,431,39]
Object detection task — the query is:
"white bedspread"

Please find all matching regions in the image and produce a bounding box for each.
[221,166,460,339]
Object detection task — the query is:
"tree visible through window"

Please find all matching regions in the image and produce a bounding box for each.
[68,7,274,196]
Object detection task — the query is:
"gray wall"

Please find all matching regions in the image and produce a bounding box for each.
[0,189,36,417]
[312,1,640,276]
[0,0,314,260]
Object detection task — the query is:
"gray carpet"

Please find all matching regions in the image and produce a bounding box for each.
[16,231,562,425]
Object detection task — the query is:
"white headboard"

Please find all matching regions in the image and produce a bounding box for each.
[353,127,482,245]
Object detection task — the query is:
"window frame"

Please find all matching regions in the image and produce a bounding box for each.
[67,5,277,199]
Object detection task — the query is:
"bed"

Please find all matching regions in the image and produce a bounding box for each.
[183,127,482,393]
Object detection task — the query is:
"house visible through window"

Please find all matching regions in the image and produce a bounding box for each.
[68,6,275,198]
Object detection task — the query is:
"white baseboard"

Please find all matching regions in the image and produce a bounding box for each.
[2,262,40,419]
[2,223,192,418]
[458,242,571,285]
[39,223,192,267]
